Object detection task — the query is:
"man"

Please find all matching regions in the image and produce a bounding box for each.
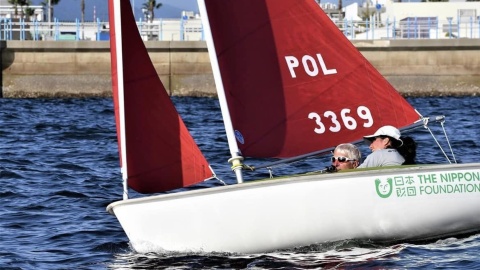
[330,143,361,172]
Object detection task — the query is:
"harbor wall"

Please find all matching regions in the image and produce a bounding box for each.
[1,39,479,98]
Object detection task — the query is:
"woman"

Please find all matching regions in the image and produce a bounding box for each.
[357,125,404,168]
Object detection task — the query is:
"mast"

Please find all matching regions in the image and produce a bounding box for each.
[197,0,244,184]
[113,0,129,199]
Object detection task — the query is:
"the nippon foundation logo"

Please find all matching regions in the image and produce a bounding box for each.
[375,178,393,198]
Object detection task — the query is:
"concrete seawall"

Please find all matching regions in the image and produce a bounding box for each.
[1,39,479,98]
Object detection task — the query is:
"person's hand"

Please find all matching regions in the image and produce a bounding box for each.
[325,165,337,173]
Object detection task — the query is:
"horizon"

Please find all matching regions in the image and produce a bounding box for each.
[26,0,358,22]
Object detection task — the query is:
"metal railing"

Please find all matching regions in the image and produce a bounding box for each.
[0,16,478,41]
[338,16,480,40]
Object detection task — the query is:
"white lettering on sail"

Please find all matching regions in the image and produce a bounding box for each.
[285,56,299,78]
[309,106,373,134]
[316,54,337,75]
[285,54,337,78]
[308,112,326,134]
[357,106,374,127]
[302,56,318,77]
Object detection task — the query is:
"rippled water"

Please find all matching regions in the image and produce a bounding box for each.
[0,96,479,269]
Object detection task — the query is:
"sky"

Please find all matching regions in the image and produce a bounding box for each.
[28,0,364,22]
[30,0,199,22]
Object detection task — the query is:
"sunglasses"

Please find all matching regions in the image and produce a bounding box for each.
[331,156,356,163]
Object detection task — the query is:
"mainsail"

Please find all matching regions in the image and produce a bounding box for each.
[108,0,212,194]
[202,0,420,158]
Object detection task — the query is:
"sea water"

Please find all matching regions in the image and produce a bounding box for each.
[0,96,479,269]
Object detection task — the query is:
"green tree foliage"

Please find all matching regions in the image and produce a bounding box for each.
[25,7,34,17]
[143,0,163,23]
[41,0,60,7]
[8,0,29,17]
[41,0,60,22]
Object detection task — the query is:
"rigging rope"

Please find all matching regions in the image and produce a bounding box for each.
[440,119,457,163]
[425,126,452,164]
[205,165,227,186]
[228,115,455,176]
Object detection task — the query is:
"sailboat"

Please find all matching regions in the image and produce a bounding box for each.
[106,0,480,253]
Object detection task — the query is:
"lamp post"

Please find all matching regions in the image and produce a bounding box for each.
[142,8,147,21]
[48,0,51,37]
[48,0,51,23]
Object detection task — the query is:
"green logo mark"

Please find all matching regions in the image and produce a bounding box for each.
[375,178,393,198]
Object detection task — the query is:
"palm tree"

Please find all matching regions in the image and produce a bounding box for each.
[142,0,162,40]
[41,0,60,37]
[338,0,343,20]
[143,0,162,23]
[41,0,60,23]
[8,0,19,17]
[25,7,35,19]
[80,0,85,24]
[80,0,85,39]
[8,0,29,18]
[19,0,29,18]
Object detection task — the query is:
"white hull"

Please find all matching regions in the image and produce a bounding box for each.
[107,163,480,253]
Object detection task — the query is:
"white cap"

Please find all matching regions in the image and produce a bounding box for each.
[363,125,403,146]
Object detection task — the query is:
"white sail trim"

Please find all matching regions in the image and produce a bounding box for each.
[113,0,129,199]
[198,0,244,183]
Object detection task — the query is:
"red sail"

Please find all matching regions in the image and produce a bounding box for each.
[204,0,420,158]
[108,0,212,193]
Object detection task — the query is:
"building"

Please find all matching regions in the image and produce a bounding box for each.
[0,0,44,21]
[342,0,480,39]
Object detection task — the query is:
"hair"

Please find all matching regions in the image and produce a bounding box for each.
[378,135,403,149]
[334,143,361,161]
[397,136,417,165]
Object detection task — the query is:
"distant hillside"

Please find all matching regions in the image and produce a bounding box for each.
[28,0,199,22]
